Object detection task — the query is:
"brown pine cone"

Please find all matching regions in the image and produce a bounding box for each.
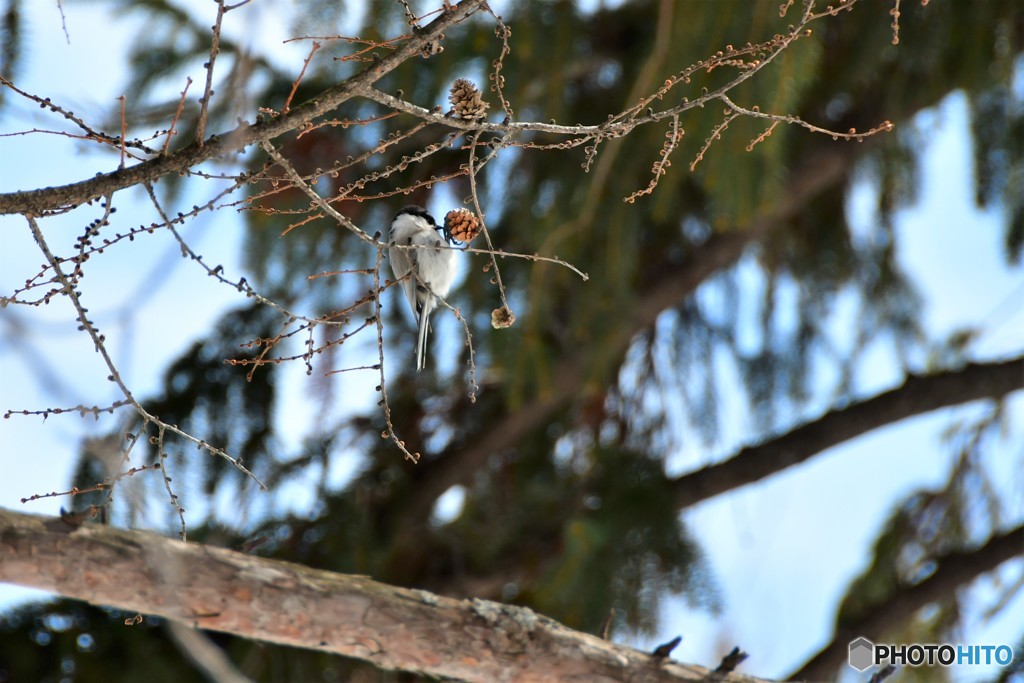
[448,78,490,120]
[444,208,482,243]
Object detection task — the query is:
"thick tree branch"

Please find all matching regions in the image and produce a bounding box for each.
[0,0,884,218]
[789,523,1024,681]
[0,508,766,683]
[0,0,486,216]
[672,356,1024,509]
[406,360,1024,604]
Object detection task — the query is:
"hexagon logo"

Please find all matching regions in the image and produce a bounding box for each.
[848,637,875,672]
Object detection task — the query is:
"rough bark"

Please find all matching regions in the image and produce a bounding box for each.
[0,508,767,683]
[672,356,1024,509]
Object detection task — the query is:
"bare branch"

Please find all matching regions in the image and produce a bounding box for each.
[372,250,421,463]
[163,77,193,156]
[0,0,487,215]
[196,0,226,145]
[258,140,377,245]
[24,217,265,490]
[0,0,893,219]
[789,524,1024,681]
[672,357,1024,510]
[0,508,768,683]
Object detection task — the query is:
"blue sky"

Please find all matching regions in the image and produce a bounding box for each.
[1,2,1022,680]
[634,90,1024,679]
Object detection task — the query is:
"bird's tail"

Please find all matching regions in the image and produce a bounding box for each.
[416,309,430,372]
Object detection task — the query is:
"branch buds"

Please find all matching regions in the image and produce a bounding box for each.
[444,208,482,243]
[448,78,490,120]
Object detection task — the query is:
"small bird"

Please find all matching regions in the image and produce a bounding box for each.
[388,205,458,371]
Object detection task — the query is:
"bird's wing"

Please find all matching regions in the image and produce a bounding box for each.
[389,235,420,321]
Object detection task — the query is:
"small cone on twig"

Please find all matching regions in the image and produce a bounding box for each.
[448,78,490,120]
[491,306,516,329]
[444,208,482,243]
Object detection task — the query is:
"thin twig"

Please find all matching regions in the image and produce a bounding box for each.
[717,93,892,141]
[25,216,267,492]
[461,244,588,281]
[283,41,321,114]
[433,290,478,403]
[372,250,420,463]
[163,77,193,156]
[19,464,161,504]
[625,114,683,202]
[466,133,510,313]
[690,110,740,171]
[259,140,378,245]
[484,9,514,119]
[196,0,226,145]
[0,0,884,218]
[4,399,131,420]
[155,423,187,539]
[2,77,158,157]
[118,95,128,169]
[55,0,71,43]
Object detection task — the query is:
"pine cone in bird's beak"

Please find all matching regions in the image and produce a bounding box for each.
[444,208,482,243]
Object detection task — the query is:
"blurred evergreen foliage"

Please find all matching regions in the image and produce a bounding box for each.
[1,0,1021,681]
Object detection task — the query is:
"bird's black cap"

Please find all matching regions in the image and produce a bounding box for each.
[395,205,436,225]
